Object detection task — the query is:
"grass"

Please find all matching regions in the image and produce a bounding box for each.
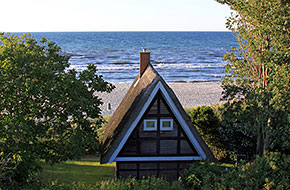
[37,156,234,187]
[38,156,115,185]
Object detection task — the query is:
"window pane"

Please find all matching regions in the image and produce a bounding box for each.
[160,119,173,131]
[162,121,171,128]
[146,121,155,128]
[144,119,157,131]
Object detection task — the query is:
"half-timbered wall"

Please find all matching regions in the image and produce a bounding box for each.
[118,90,198,157]
[116,90,200,181]
[117,161,193,182]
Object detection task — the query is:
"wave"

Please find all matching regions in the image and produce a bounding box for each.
[169,75,190,78]
[112,61,135,65]
[40,32,235,82]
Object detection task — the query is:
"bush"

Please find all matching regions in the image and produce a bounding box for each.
[0,152,17,188]
[219,152,290,190]
[0,152,41,189]
[98,177,183,190]
[179,152,290,190]
[188,106,231,161]
[21,177,183,190]
[18,181,98,190]
[179,160,229,189]
[12,153,290,189]
[217,102,260,158]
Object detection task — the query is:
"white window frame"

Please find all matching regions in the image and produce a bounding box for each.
[160,118,173,131]
[144,119,157,131]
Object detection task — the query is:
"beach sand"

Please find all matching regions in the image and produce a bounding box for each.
[96,82,225,115]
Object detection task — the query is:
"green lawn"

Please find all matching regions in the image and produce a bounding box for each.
[38,158,115,185]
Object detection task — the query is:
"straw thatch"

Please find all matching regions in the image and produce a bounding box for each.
[100,64,215,163]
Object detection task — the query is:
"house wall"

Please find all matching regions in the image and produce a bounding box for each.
[117,161,193,182]
[118,91,198,157]
[116,91,199,181]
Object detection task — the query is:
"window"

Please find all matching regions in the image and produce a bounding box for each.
[144,119,157,131]
[160,119,173,131]
[143,118,173,131]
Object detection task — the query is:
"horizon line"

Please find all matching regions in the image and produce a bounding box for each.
[3,30,230,33]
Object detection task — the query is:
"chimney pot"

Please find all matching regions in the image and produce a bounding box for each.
[139,49,150,77]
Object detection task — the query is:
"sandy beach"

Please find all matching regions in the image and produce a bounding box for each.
[96,82,224,115]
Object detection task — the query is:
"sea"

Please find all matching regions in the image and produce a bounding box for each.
[28,32,237,83]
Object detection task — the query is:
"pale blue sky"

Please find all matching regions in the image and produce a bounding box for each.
[1,0,231,32]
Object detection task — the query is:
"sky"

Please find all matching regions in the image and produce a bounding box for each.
[0,0,232,32]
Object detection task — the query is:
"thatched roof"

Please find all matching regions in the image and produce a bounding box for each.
[100,64,215,163]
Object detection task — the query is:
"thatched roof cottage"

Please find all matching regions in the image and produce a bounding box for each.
[101,50,215,181]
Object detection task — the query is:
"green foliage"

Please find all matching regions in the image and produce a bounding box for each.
[216,0,290,156]
[0,152,17,188]
[268,112,290,154]
[218,102,257,156]
[188,106,231,161]
[98,177,183,190]
[8,152,289,190]
[41,181,97,190]
[20,177,183,190]
[0,33,114,186]
[179,160,228,190]
[18,181,98,190]
[189,106,220,140]
[218,152,290,190]
[180,152,290,190]
[96,115,112,145]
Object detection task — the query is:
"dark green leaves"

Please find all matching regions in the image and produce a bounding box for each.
[0,33,114,186]
[217,0,290,156]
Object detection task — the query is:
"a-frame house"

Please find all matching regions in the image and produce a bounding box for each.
[101,50,215,181]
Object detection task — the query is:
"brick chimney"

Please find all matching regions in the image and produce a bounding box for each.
[139,49,150,77]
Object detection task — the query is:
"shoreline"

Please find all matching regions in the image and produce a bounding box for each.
[96,81,224,116]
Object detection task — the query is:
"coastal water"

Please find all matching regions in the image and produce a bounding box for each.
[29,32,237,82]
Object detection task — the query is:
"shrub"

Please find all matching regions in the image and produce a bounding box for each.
[219,152,290,190]
[21,181,98,190]
[188,106,230,161]
[217,101,260,158]
[98,177,183,190]
[25,177,183,190]
[0,152,17,188]
[179,160,229,189]
[179,152,290,190]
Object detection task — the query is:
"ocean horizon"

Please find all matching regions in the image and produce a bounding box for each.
[14,31,237,83]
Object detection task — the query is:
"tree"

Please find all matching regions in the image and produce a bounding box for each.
[216,0,290,156]
[0,33,114,186]
[218,101,257,158]
[189,106,221,147]
[189,106,228,161]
